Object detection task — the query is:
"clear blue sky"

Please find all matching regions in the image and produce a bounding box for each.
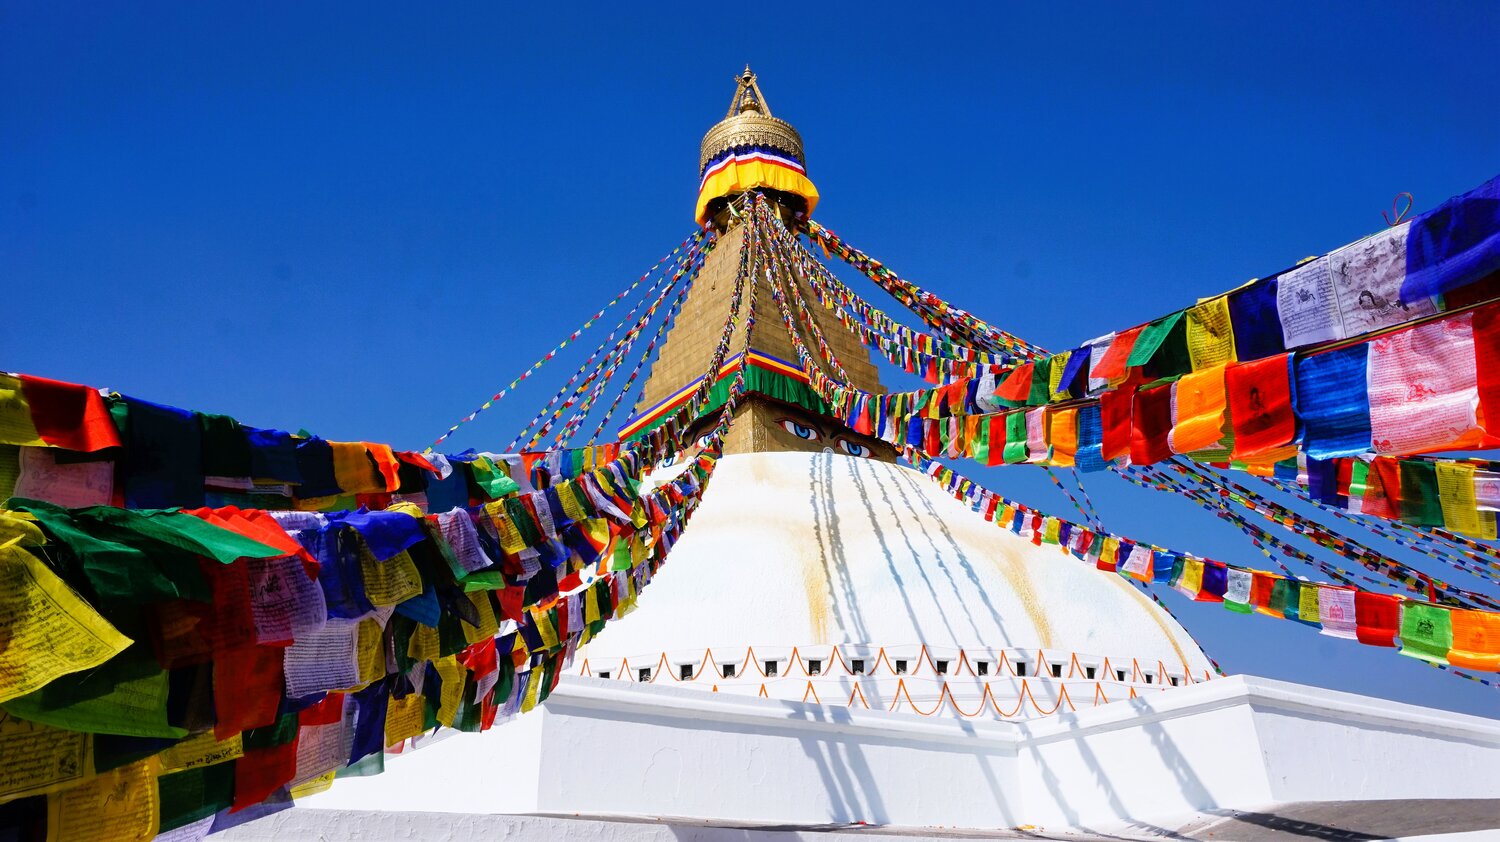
[4,3,1499,717]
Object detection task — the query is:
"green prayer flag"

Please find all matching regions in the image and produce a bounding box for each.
[1003,412,1028,464]
[1272,578,1298,621]
[469,457,521,500]
[4,660,187,739]
[1398,602,1453,664]
[970,416,990,463]
[158,763,234,832]
[1398,461,1445,527]
[1126,311,1191,378]
[1027,357,1051,407]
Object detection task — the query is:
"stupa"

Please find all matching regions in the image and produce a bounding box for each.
[232,69,1500,841]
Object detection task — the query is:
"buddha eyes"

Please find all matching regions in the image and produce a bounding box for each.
[838,440,869,457]
[779,419,821,441]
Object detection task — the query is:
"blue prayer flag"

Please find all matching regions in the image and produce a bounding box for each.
[1294,345,1371,459]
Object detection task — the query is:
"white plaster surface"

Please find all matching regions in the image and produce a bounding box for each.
[582,451,1211,695]
[282,673,1500,838]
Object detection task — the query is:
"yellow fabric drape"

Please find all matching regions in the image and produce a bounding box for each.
[695,159,819,223]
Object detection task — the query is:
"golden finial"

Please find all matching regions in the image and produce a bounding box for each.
[701,66,803,171]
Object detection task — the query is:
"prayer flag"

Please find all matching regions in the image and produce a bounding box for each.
[1367,313,1489,455]
[1398,460,1444,527]
[1398,602,1453,664]
[1049,408,1078,467]
[1127,312,1191,379]
[1130,385,1174,466]
[1224,567,1253,613]
[1228,278,1286,361]
[1317,586,1358,639]
[1185,297,1237,370]
[18,374,121,452]
[1402,173,1500,302]
[1293,345,1372,459]
[1227,354,1295,461]
[1435,462,1498,538]
[1355,591,1401,647]
[1169,363,1229,454]
[1092,326,1144,382]
[1447,609,1500,672]
[1099,386,1134,462]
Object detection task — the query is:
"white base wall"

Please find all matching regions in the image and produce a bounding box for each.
[293,674,1500,836]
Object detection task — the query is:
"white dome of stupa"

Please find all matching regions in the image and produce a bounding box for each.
[578,450,1216,718]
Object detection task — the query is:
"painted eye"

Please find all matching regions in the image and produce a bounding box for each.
[779,419,821,441]
[838,440,870,457]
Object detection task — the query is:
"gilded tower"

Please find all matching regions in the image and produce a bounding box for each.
[629,68,893,460]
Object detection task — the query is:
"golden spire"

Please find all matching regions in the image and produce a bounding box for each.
[699,66,805,173]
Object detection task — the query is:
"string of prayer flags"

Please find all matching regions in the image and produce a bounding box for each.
[911,451,1500,682]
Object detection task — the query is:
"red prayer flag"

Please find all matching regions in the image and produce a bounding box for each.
[1354,591,1402,647]
[1226,354,1295,461]
[299,692,345,728]
[395,450,440,475]
[1099,386,1135,461]
[1130,385,1174,466]
[1474,303,1500,435]
[232,739,299,812]
[214,644,285,739]
[1091,326,1145,381]
[19,374,121,452]
[986,415,1006,467]
[1362,457,1402,520]
[1250,572,1278,615]
[995,364,1034,402]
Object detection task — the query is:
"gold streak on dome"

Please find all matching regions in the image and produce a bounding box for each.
[698,66,806,172]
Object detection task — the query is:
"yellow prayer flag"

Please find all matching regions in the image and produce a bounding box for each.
[357,547,423,607]
[1436,462,1498,539]
[0,542,132,705]
[383,693,427,748]
[0,713,93,802]
[1298,583,1321,623]
[1185,297,1237,370]
[0,375,45,448]
[46,757,158,842]
[406,624,441,664]
[1048,351,1071,402]
[157,730,242,773]
[462,591,499,646]
[289,771,336,799]
[434,657,465,728]
[355,617,386,688]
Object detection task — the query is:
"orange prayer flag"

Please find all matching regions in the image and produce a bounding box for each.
[1050,408,1078,467]
[1170,364,1229,454]
[1448,609,1500,671]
